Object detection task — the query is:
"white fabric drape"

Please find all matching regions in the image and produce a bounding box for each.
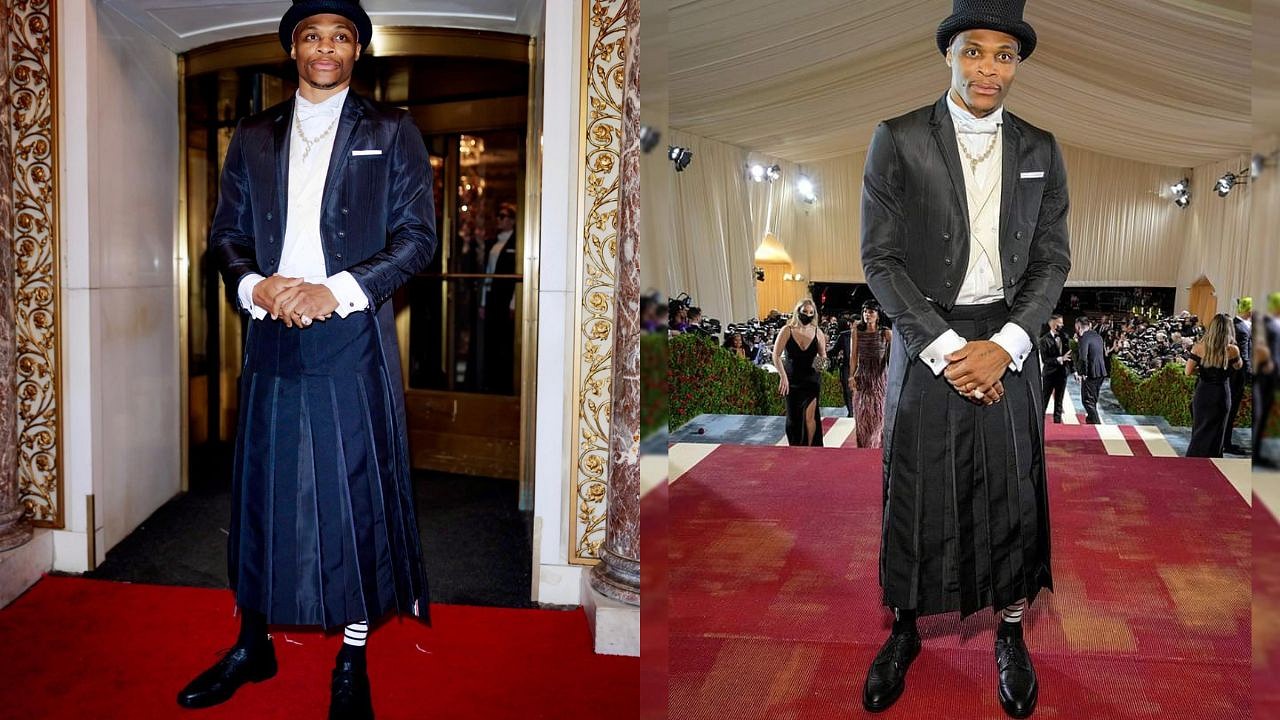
[668,0,1250,167]
[1245,135,1280,300]
[1173,153,1254,315]
[664,129,1256,325]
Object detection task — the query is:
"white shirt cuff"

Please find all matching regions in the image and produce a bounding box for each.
[919,329,966,376]
[237,273,268,321]
[323,271,370,318]
[990,322,1033,372]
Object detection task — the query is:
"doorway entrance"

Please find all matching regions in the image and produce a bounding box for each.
[179,29,536,605]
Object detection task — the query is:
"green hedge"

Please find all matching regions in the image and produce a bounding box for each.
[668,333,847,430]
[1109,355,1252,428]
[640,333,668,439]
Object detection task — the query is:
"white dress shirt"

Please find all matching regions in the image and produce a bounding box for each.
[237,87,370,320]
[917,92,1033,377]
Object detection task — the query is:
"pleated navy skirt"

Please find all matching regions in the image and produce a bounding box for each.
[227,305,430,629]
[878,301,1053,618]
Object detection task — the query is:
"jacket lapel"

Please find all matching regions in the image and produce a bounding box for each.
[321,93,364,213]
[929,94,970,229]
[998,113,1021,249]
[273,100,293,231]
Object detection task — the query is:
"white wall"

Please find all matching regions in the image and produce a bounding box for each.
[55,0,180,571]
[531,0,585,605]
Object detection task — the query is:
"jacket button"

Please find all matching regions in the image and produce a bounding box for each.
[1015,230,1023,240]
[335,253,343,260]
[1011,254,1019,263]
[944,280,953,288]
[941,232,950,241]
[341,207,349,215]
[943,257,952,266]
[1007,278,1015,287]
[268,236,274,244]
[266,212,272,220]
[338,231,346,238]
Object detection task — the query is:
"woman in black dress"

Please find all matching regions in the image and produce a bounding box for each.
[772,298,827,446]
[1186,313,1243,457]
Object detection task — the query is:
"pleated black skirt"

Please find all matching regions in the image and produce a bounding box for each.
[227,306,430,629]
[879,301,1053,618]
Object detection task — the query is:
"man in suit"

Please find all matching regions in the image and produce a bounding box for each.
[1256,293,1280,468]
[1038,314,1069,423]
[832,315,856,417]
[1224,297,1252,453]
[859,1,1069,716]
[477,202,519,393]
[179,3,435,718]
[1074,317,1106,424]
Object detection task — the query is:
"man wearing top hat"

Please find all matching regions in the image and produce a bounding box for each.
[860,0,1069,716]
[176,2,435,718]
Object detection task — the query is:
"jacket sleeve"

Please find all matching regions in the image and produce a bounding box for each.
[208,120,261,304]
[346,111,438,308]
[860,121,951,361]
[1006,134,1071,343]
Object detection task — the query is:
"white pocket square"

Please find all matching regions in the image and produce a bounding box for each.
[351,149,382,156]
[1020,170,1045,179]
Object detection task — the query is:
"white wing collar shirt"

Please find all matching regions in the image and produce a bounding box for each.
[237,87,370,320]
[916,92,1033,377]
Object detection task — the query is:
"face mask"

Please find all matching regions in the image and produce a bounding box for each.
[798,313,814,325]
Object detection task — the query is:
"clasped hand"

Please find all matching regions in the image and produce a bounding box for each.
[943,340,1011,406]
[252,274,339,328]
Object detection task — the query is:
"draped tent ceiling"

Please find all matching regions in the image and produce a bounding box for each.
[668,0,1252,167]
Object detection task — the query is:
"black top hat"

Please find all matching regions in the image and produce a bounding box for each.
[936,0,1037,60]
[279,0,373,53]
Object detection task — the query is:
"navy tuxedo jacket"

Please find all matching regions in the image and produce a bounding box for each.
[860,94,1072,361]
[209,90,437,310]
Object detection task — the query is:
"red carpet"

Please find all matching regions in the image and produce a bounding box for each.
[0,575,638,719]
[642,481,669,720]
[1256,498,1280,718]
[669,445,1249,719]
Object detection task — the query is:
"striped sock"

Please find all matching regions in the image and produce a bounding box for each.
[998,600,1026,639]
[1001,600,1026,623]
[337,620,369,667]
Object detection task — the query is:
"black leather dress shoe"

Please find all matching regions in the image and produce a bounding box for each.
[329,660,375,720]
[995,634,1038,718]
[177,642,277,708]
[862,630,921,712]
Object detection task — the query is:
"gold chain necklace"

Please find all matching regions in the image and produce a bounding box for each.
[957,132,998,173]
[294,112,340,162]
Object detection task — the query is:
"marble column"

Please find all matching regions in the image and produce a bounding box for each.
[0,0,29,554]
[589,0,640,606]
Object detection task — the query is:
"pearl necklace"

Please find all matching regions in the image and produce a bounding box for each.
[294,112,340,162]
[957,131,998,174]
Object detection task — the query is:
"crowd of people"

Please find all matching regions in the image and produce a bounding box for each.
[651,288,1277,463]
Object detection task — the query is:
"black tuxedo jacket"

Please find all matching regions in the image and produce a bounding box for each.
[1233,316,1253,378]
[861,94,1071,361]
[1075,330,1107,378]
[1039,330,1068,375]
[482,232,519,313]
[209,90,437,310]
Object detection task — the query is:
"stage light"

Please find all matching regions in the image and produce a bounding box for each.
[639,125,661,154]
[1169,177,1190,208]
[1216,172,1236,197]
[796,175,817,204]
[749,164,767,182]
[668,145,693,172]
[765,164,782,182]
